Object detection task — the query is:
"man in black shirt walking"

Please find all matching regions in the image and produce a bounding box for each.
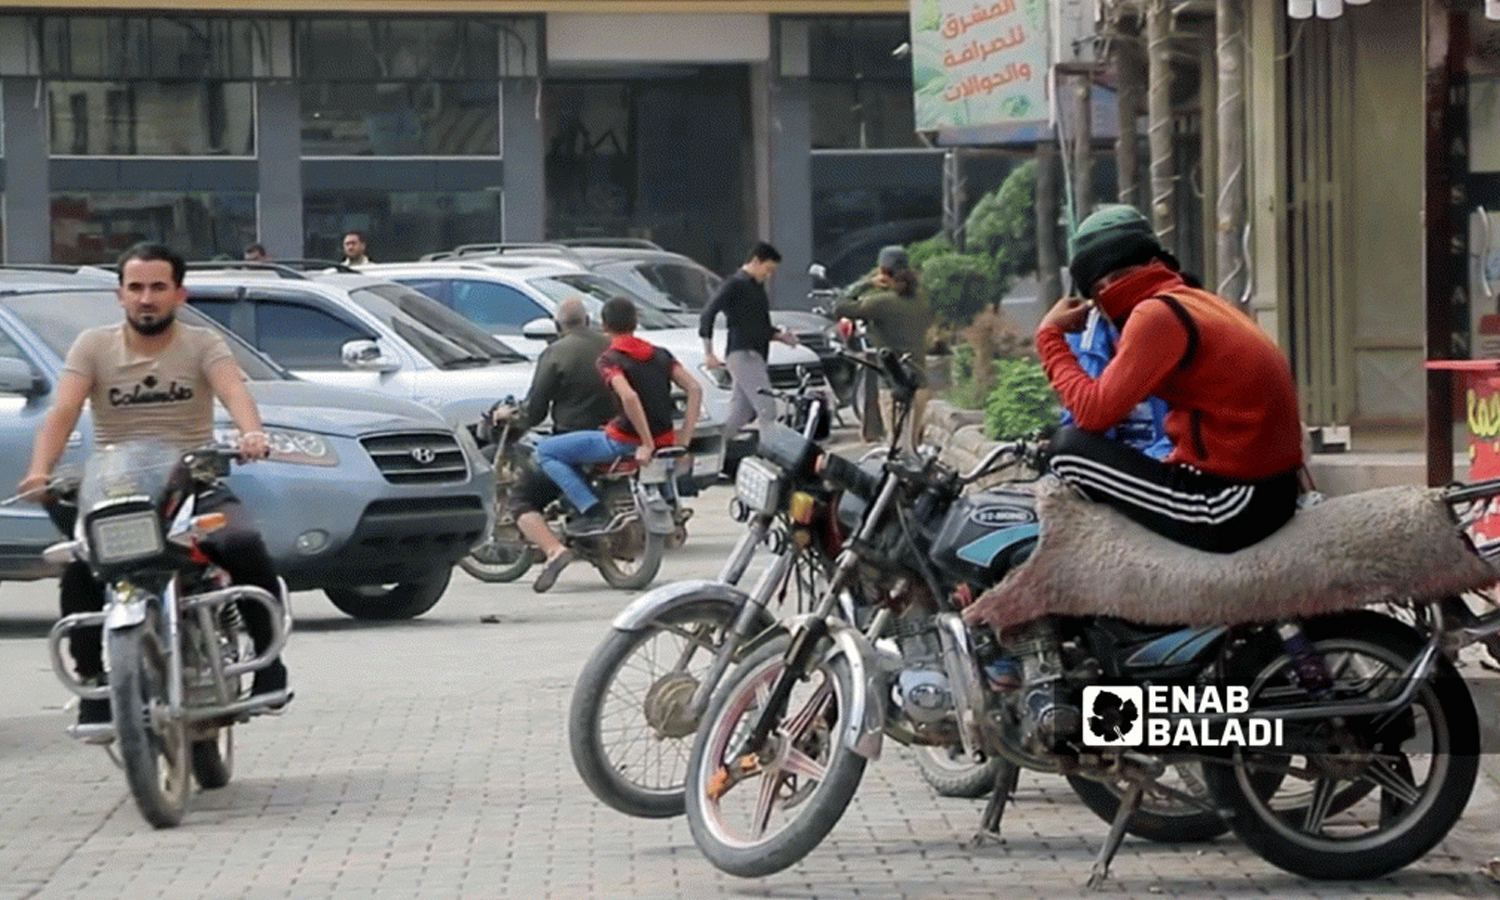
[699,242,798,462]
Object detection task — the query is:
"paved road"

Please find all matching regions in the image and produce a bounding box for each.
[1,487,1497,900]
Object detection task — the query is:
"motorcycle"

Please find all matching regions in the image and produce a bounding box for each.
[681,352,1500,884]
[460,401,689,590]
[567,380,836,818]
[44,442,291,828]
[568,361,1226,843]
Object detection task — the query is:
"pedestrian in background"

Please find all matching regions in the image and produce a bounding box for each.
[699,241,798,478]
[341,231,371,267]
[835,245,933,451]
[243,242,267,262]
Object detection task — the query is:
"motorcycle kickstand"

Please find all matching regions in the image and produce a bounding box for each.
[1085,781,1142,891]
[972,758,1020,845]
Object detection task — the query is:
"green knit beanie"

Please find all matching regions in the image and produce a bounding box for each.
[1068,205,1162,297]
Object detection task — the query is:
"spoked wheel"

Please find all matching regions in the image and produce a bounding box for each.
[1203,611,1479,880]
[1067,763,1229,842]
[914,746,1008,799]
[191,727,234,790]
[684,635,866,877]
[568,597,768,818]
[107,620,189,828]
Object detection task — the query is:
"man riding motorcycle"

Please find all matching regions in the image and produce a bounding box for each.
[529,296,702,592]
[1036,205,1304,553]
[17,242,287,727]
[500,297,613,590]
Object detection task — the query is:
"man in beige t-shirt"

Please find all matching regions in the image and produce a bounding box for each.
[18,243,288,727]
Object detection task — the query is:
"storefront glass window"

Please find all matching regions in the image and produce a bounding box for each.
[42,17,257,157]
[303,190,504,261]
[298,19,509,156]
[51,192,256,263]
[806,17,917,150]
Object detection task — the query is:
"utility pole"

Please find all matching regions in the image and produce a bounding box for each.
[1113,28,1144,209]
[1036,141,1062,306]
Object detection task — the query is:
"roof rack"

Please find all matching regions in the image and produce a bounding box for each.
[183,259,357,279]
[421,242,589,267]
[556,237,664,251]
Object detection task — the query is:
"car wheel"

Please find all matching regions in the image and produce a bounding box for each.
[324,567,453,620]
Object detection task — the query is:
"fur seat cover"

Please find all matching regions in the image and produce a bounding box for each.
[962,477,1499,631]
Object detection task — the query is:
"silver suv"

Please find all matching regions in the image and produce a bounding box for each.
[182,264,536,427]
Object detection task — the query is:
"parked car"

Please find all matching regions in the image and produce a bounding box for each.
[419,241,847,405]
[180,264,536,429]
[0,276,492,620]
[365,260,824,458]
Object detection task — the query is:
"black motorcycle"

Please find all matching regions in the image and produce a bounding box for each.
[682,351,1499,885]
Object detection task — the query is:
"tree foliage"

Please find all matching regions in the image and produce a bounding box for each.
[984,356,1058,440]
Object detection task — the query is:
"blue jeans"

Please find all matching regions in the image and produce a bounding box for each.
[533,430,634,513]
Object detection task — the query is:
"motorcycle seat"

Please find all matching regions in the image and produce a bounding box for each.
[964,476,1500,631]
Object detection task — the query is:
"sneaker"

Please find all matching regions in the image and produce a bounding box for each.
[565,505,614,536]
[78,696,111,727]
[532,548,576,593]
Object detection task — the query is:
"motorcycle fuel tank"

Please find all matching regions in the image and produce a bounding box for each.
[929,489,1039,585]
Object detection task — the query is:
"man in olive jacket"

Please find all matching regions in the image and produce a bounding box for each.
[835,245,933,448]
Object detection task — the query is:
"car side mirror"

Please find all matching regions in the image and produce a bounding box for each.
[340,339,398,372]
[0,356,46,397]
[522,317,560,343]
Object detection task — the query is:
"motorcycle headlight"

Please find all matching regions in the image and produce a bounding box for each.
[735,457,784,516]
[216,427,339,466]
[87,502,164,566]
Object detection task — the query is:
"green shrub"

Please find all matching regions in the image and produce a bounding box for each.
[921,252,998,325]
[984,357,1058,440]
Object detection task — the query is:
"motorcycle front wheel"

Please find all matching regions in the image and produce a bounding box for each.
[459,449,536,583]
[684,634,866,878]
[914,745,1007,799]
[191,727,234,790]
[569,597,769,818]
[1203,611,1478,880]
[108,620,189,828]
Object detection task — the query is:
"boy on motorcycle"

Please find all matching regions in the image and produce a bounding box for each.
[1036,205,1304,552]
[17,242,288,727]
[530,296,702,592]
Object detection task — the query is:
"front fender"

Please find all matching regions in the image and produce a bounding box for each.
[819,619,899,761]
[610,579,753,631]
[104,592,148,630]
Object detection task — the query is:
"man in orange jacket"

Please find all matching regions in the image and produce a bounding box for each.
[1036,205,1304,552]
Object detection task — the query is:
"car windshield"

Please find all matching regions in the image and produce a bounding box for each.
[525,274,686,330]
[0,290,291,380]
[348,284,528,368]
[596,260,720,312]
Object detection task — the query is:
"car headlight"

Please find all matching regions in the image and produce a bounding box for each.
[734,457,784,515]
[215,426,339,466]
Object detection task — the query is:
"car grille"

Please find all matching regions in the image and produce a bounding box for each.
[796,332,834,357]
[768,363,828,391]
[361,432,469,484]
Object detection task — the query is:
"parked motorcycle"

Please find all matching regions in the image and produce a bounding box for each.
[568,362,1225,843]
[460,402,689,590]
[681,352,1500,884]
[568,382,836,818]
[44,442,291,828]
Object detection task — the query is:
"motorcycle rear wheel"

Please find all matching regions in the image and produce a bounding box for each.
[569,598,765,818]
[108,621,189,828]
[1203,612,1478,880]
[685,634,866,877]
[594,521,664,590]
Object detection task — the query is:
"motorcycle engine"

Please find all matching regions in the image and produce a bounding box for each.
[1002,619,1084,754]
[888,620,961,742]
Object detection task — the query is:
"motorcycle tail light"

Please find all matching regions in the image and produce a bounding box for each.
[788,491,816,525]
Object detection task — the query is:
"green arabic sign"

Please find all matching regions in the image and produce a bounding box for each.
[910,0,1051,130]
